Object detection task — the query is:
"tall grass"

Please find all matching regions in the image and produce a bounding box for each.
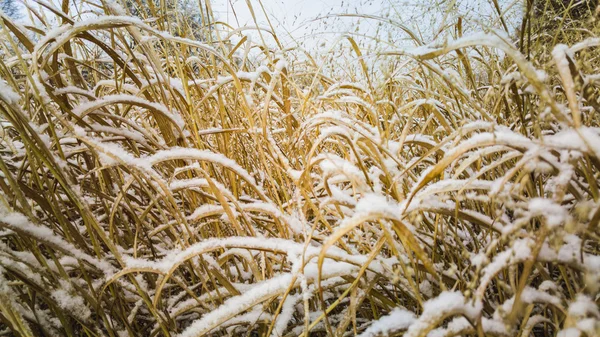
[0,0,599,336]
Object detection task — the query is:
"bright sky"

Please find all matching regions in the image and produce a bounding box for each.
[213,0,385,29]
[10,0,521,51]
[212,0,388,46]
[212,0,522,48]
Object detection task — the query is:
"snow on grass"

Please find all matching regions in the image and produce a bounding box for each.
[404,291,481,337]
[2,3,599,337]
[358,307,416,337]
[0,80,20,105]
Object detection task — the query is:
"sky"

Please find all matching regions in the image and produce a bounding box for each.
[212,0,385,32]
[212,0,389,47]
[8,0,522,52]
[211,0,522,49]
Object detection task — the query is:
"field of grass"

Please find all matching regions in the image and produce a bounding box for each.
[0,0,599,336]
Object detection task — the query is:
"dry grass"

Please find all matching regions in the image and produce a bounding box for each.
[0,0,599,336]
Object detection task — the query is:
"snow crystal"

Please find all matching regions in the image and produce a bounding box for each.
[405,291,480,337]
[568,294,599,318]
[557,327,581,337]
[73,94,185,131]
[528,198,569,228]
[358,307,416,337]
[148,147,256,185]
[0,80,20,104]
[270,295,299,337]
[51,288,91,321]
[178,274,294,337]
[0,209,114,275]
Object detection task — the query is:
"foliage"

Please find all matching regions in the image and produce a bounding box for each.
[0,0,599,336]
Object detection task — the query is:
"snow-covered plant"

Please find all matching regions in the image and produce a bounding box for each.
[0,0,598,336]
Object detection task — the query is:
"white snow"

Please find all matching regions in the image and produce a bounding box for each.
[359,307,416,337]
[0,80,20,104]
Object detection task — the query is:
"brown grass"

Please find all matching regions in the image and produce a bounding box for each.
[0,0,599,336]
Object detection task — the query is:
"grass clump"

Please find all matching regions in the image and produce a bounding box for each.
[0,0,599,336]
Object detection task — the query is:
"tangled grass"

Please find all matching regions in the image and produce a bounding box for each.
[0,0,599,336]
